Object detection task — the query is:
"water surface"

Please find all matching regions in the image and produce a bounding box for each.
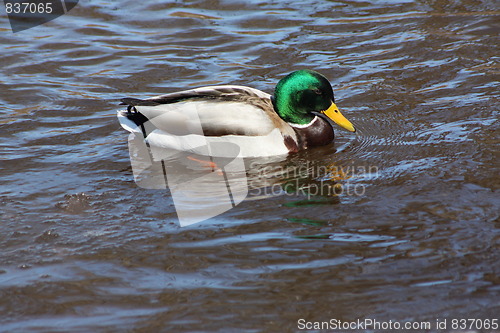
[0,0,499,331]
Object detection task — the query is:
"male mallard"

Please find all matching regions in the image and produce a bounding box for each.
[117,70,355,158]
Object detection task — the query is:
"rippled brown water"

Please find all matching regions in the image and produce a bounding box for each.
[1,0,499,331]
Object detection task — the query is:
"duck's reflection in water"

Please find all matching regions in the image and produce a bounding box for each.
[127,132,361,221]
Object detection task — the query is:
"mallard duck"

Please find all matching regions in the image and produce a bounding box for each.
[117,70,355,158]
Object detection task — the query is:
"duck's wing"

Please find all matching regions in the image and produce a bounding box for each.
[119,85,292,137]
[142,85,272,104]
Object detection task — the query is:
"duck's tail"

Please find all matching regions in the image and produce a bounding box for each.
[118,98,158,128]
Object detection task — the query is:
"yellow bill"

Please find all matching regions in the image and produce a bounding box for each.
[322,103,356,132]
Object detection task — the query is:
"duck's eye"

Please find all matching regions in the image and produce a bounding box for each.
[312,89,322,95]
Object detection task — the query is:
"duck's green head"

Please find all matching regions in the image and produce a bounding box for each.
[273,70,355,132]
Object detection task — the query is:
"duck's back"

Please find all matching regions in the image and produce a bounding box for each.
[117,85,298,157]
[120,85,288,137]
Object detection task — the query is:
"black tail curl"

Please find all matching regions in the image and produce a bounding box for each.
[119,98,153,127]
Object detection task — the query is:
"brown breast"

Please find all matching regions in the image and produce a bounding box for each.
[291,116,335,148]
